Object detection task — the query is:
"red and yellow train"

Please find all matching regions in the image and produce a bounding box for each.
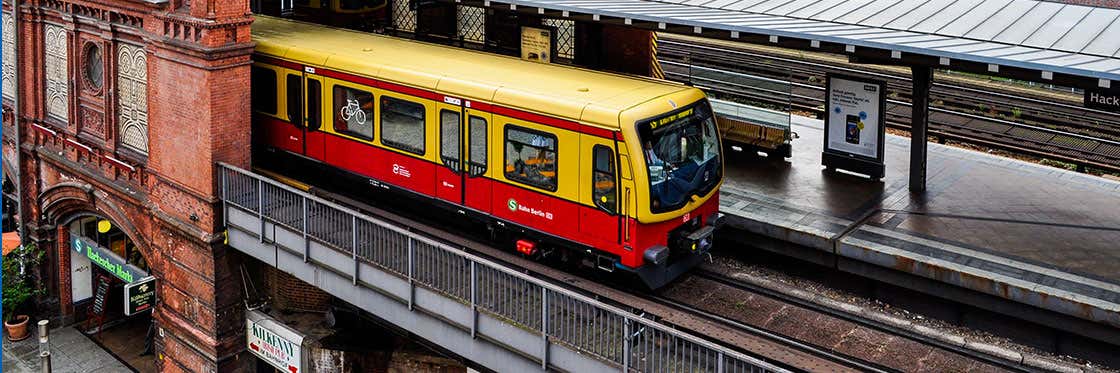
[250,16,723,288]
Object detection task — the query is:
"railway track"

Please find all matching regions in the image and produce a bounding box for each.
[259,167,865,372]
[657,36,1120,174]
[263,168,1046,372]
[684,269,1035,372]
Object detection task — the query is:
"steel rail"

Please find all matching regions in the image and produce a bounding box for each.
[642,292,896,373]
[657,38,1120,120]
[691,269,1036,373]
[659,58,1120,171]
[657,42,1120,143]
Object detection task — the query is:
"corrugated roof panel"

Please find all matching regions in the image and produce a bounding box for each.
[702,0,743,8]
[1020,5,1092,50]
[935,0,1013,37]
[898,38,981,50]
[910,0,980,34]
[743,0,790,13]
[964,0,1038,40]
[724,0,771,11]
[817,0,885,23]
[990,1,1063,45]
[1030,54,1108,69]
[1051,8,1119,55]
[837,0,904,24]
[769,0,826,16]
[936,42,1008,54]
[776,24,867,33]
[786,0,847,18]
[1000,49,1073,62]
[884,0,955,30]
[1071,59,1120,74]
[497,0,1120,80]
[859,0,927,27]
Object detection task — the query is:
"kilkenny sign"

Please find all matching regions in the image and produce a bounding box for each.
[246,310,305,373]
[72,236,148,283]
[124,276,156,316]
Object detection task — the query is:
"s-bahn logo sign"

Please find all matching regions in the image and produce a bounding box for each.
[507,198,518,212]
[246,310,305,373]
[1085,86,1120,113]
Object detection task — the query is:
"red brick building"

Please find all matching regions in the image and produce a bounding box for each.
[2,0,255,371]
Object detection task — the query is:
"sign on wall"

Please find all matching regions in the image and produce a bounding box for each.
[72,236,148,283]
[822,74,887,179]
[520,26,552,63]
[124,276,156,316]
[1085,86,1120,113]
[247,310,306,373]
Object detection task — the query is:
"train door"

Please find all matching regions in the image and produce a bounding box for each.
[281,72,306,154]
[579,139,620,246]
[303,72,326,160]
[435,97,465,205]
[463,107,492,214]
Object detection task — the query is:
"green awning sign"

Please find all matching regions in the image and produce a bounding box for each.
[72,236,148,283]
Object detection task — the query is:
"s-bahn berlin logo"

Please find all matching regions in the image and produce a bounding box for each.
[507,198,518,212]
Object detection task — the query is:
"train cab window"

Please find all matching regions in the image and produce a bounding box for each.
[381,96,426,155]
[286,74,302,124]
[307,79,321,130]
[592,145,616,213]
[251,67,277,115]
[468,116,487,175]
[504,125,557,191]
[440,110,460,170]
[332,85,374,139]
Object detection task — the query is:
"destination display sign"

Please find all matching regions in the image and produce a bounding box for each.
[124,276,156,316]
[247,310,306,373]
[1085,86,1120,113]
[72,236,148,283]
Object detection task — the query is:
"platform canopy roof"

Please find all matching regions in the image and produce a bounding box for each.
[483,0,1120,86]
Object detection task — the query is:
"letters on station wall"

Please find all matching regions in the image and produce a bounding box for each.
[1085,86,1120,114]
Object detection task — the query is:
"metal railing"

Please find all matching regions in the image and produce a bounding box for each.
[219,163,787,372]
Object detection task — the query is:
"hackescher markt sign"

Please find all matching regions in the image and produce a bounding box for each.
[72,236,148,283]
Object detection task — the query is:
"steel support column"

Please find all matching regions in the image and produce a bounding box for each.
[909,66,933,192]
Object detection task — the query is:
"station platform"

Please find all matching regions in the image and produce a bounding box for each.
[718,115,1120,333]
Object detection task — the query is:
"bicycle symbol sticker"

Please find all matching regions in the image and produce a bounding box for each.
[340,99,367,124]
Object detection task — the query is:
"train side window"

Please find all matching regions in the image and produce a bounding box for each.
[468,116,487,175]
[504,125,557,192]
[307,79,321,130]
[440,109,460,170]
[286,74,302,124]
[592,145,616,213]
[381,96,426,155]
[332,85,374,140]
[251,67,277,115]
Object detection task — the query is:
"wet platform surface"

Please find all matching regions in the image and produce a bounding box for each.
[719,115,1120,328]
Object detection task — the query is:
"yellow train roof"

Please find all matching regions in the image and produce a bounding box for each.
[251,16,695,129]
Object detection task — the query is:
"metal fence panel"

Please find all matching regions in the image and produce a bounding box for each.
[218,163,787,373]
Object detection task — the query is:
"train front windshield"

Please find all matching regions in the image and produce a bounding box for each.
[638,100,722,214]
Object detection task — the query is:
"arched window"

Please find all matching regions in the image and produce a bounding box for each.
[117,43,149,154]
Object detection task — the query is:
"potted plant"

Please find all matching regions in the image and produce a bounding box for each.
[3,242,43,342]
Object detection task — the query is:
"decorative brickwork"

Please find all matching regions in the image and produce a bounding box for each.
[2,11,13,102]
[116,43,148,154]
[2,0,255,372]
[44,23,69,122]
